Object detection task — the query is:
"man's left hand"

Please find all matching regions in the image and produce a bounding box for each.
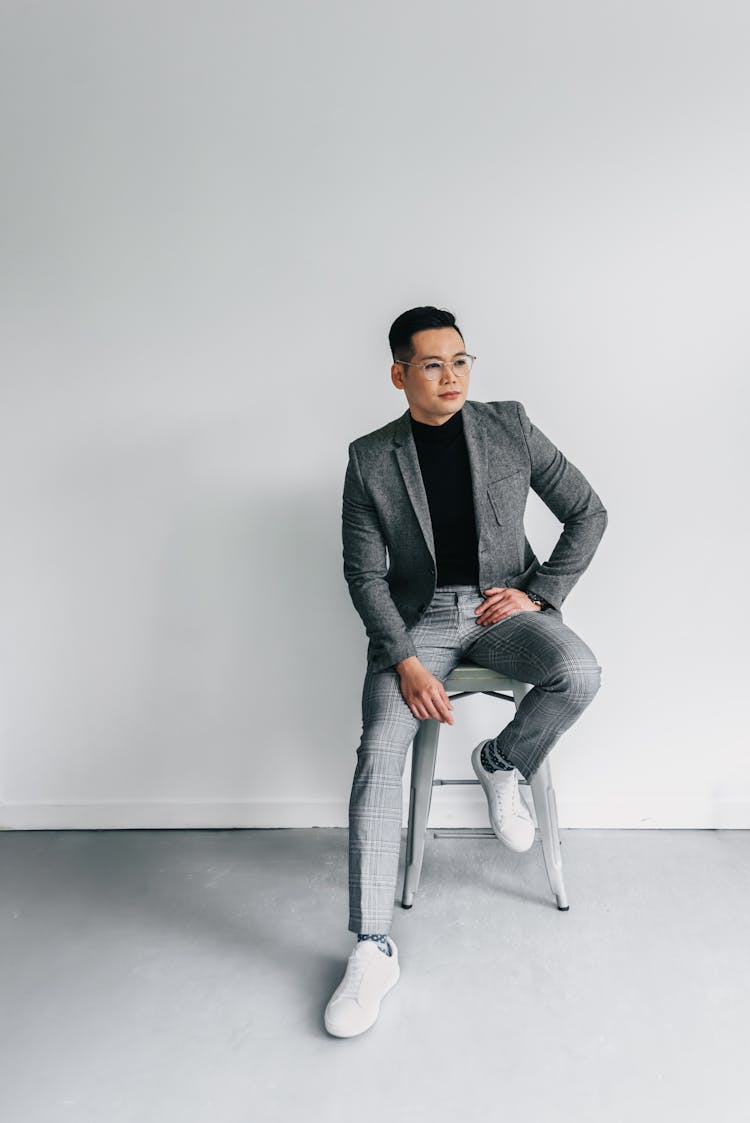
[475,587,543,626]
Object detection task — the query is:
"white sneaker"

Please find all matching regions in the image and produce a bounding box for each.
[324,937,400,1038]
[471,740,536,852]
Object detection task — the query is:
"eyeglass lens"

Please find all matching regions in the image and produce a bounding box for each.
[422,356,474,381]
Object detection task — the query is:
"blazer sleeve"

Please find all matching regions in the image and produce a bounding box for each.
[517,401,608,609]
[342,442,418,669]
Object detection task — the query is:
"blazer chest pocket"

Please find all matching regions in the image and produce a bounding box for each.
[486,468,528,525]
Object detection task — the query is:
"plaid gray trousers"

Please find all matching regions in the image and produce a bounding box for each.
[348,584,603,934]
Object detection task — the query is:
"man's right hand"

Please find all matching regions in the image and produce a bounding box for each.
[394,656,455,724]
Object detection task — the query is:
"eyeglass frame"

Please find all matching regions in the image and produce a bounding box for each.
[396,354,477,380]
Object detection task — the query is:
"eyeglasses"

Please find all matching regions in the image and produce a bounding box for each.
[398,354,476,381]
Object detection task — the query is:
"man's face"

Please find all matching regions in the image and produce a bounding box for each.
[390,327,470,426]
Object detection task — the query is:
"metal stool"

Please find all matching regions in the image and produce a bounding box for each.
[402,661,569,911]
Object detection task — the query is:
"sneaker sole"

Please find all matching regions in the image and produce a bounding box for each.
[471,742,535,853]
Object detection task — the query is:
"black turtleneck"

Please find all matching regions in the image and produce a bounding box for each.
[409,408,479,586]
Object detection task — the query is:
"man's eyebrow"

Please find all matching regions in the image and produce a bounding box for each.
[414,351,468,361]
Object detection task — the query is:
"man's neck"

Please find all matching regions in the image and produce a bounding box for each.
[409,407,463,428]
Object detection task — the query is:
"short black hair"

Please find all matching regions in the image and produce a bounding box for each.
[388,306,464,366]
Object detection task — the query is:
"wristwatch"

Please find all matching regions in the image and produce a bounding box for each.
[525,590,549,610]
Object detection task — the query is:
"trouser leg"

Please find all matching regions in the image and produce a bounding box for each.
[462,601,603,782]
[347,598,461,935]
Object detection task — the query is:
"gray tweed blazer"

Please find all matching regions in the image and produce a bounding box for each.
[342,398,608,673]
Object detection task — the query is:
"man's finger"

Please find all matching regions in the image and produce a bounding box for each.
[413,686,453,724]
[413,690,438,719]
[482,610,507,625]
[476,593,507,615]
[425,693,446,722]
[437,689,454,716]
[433,691,454,724]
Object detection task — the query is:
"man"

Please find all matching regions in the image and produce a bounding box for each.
[324,306,607,1038]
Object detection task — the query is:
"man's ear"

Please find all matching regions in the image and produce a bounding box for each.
[391,364,406,390]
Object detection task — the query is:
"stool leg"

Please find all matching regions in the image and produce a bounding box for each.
[511,681,569,911]
[529,757,569,910]
[402,718,441,909]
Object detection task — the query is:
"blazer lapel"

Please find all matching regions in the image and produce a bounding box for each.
[392,410,436,563]
[461,399,489,531]
[391,400,490,565]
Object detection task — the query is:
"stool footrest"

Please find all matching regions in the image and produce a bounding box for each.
[430,828,499,838]
[432,777,530,786]
[432,778,479,786]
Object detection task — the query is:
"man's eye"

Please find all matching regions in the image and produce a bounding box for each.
[424,362,441,371]
[454,358,468,368]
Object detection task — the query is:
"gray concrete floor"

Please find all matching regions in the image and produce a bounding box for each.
[1,827,748,1123]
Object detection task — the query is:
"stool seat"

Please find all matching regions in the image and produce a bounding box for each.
[443,664,518,693]
[402,660,569,912]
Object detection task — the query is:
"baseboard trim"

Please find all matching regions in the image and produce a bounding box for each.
[1,795,748,830]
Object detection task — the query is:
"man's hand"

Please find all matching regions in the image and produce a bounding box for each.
[394,656,455,724]
[474,587,543,626]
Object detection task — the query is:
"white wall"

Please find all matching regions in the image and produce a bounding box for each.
[1,0,747,830]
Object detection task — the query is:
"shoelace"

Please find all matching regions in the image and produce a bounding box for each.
[490,770,530,824]
[338,946,377,999]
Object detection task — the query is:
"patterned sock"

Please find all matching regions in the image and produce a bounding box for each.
[481,741,514,773]
[357,933,392,956]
